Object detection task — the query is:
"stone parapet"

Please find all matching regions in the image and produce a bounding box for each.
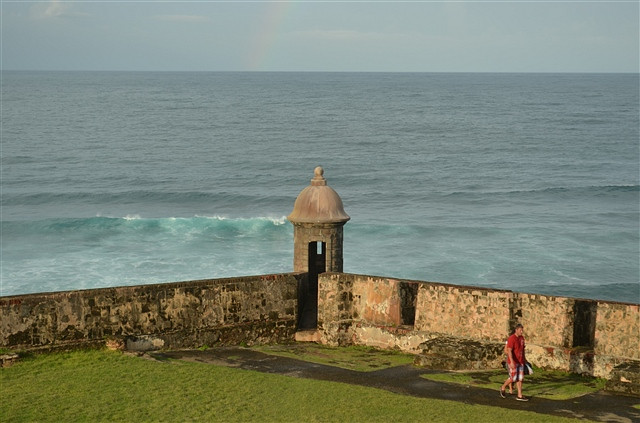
[318,273,357,324]
[0,273,302,351]
[415,282,511,342]
[594,301,640,360]
[317,273,640,381]
[2,270,637,384]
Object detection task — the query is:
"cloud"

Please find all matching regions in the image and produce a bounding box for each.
[30,0,90,20]
[152,15,211,23]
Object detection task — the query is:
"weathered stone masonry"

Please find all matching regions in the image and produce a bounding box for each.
[316,273,639,382]
[0,266,638,391]
[0,274,302,352]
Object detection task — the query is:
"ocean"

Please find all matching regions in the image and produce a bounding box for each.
[1,71,638,303]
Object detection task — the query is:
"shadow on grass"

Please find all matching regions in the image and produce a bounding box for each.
[253,343,415,372]
[421,367,607,400]
[253,343,608,400]
[252,343,611,401]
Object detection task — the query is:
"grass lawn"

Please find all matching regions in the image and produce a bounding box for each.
[0,348,586,423]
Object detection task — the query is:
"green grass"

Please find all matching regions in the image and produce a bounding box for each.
[0,349,583,423]
[421,367,607,400]
[254,343,415,371]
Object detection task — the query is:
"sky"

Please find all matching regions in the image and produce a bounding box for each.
[1,1,638,73]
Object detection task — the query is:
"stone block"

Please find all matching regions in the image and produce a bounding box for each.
[126,335,165,352]
[605,361,640,397]
[414,336,504,370]
[0,353,19,368]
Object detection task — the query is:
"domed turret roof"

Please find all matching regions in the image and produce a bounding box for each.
[288,167,350,224]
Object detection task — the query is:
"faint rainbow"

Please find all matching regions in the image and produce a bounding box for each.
[247,2,293,71]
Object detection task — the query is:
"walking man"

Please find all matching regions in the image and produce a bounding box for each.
[500,323,529,401]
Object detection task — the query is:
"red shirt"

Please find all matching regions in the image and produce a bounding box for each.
[507,333,526,365]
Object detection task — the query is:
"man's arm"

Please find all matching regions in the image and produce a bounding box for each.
[506,346,515,367]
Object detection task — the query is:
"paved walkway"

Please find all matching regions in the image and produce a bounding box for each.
[150,347,639,423]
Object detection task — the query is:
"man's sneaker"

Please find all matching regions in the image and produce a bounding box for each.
[516,396,529,402]
[500,390,506,398]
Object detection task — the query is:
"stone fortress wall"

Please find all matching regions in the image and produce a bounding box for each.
[316,273,639,380]
[0,274,302,352]
[1,271,637,383]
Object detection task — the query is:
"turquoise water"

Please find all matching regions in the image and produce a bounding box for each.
[2,72,638,302]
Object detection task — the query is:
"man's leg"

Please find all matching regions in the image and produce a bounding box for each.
[515,365,528,400]
[500,377,510,397]
[501,365,517,397]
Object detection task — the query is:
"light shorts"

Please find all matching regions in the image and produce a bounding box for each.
[508,364,525,382]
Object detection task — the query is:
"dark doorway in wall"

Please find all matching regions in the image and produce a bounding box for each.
[400,282,418,326]
[298,242,325,329]
[573,300,597,348]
